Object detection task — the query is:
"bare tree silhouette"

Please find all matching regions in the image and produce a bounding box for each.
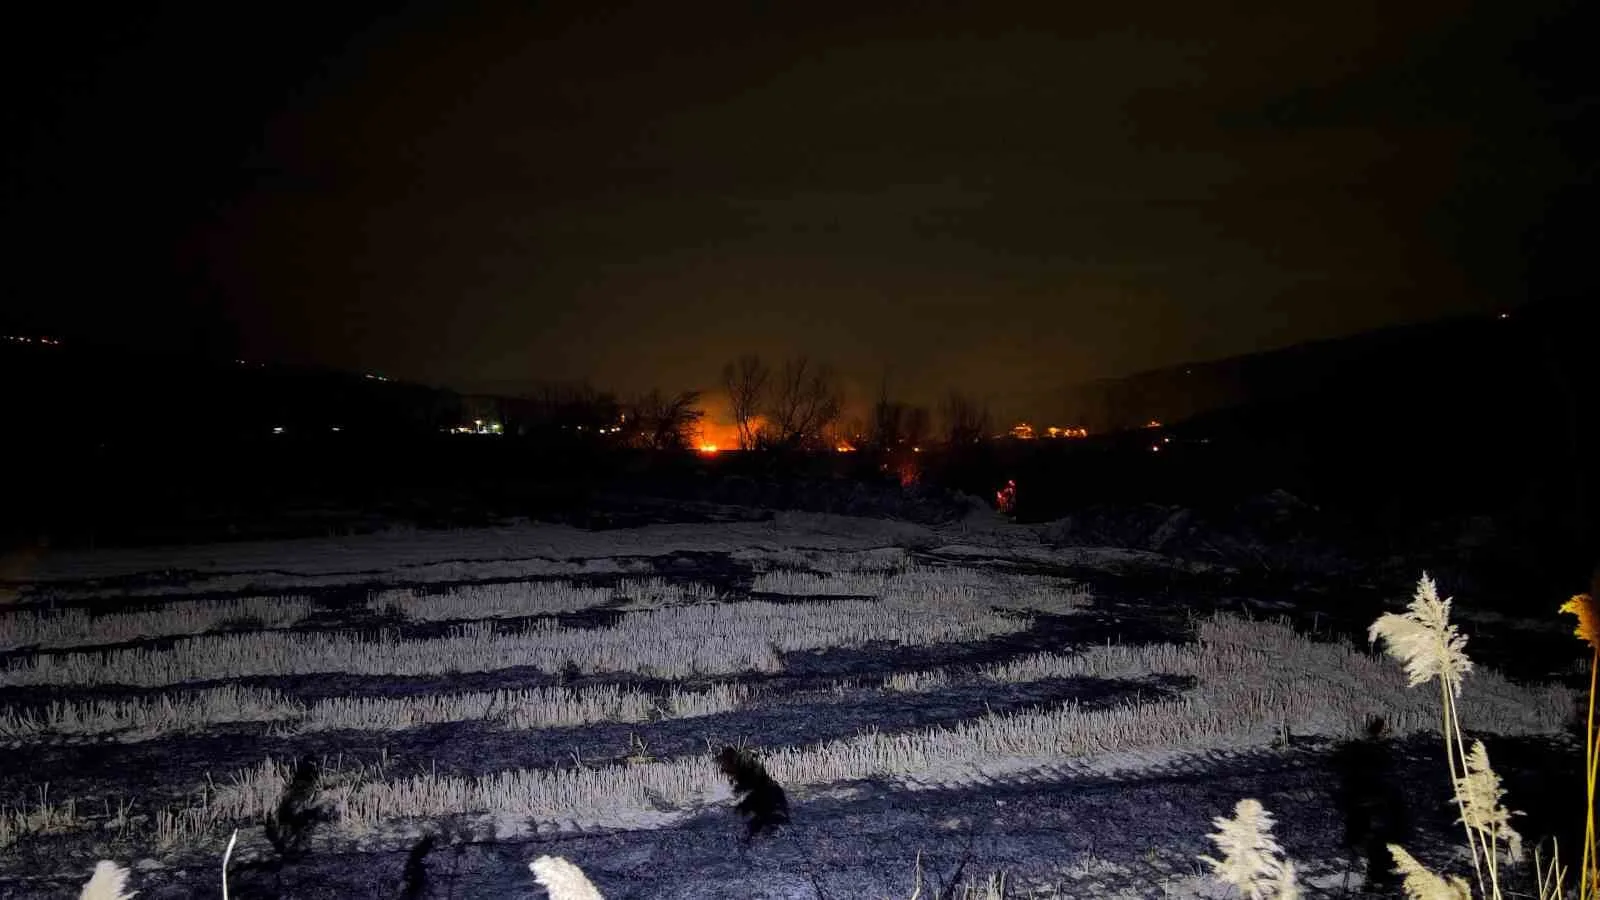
[763,357,842,451]
[626,390,705,450]
[720,354,770,450]
[940,390,990,446]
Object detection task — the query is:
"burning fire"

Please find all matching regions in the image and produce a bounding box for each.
[694,411,751,451]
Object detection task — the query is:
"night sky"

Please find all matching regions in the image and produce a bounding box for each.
[4,2,1592,421]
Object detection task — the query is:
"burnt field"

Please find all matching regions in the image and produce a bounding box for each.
[0,512,1589,898]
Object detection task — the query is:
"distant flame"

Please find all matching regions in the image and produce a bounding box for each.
[835,441,856,453]
[697,443,720,454]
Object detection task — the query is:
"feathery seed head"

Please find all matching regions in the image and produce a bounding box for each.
[1269,859,1303,900]
[1369,574,1473,696]
[1199,798,1301,900]
[1452,740,1523,862]
[1387,844,1472,900]
[529,855,605,900]
[1559,594,1599,651]
[78,861,136,900]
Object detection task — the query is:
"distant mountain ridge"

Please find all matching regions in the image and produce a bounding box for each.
[1055,310,1541,435]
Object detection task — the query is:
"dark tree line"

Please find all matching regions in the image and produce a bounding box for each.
[720,355,994,452]
[720,354,844,451]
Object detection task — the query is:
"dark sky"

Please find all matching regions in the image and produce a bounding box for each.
[3,1,1592,421]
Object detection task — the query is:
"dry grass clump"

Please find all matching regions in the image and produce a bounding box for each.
[751,569,890,596]
[161,705,1053,835]
[2,681,753,743]
[882,566,1092,616]
[657,682,752,718]
[0,684,298,742]
[1196,614,1568,739]
[981,642,1198,684]
[368,582,611,623]
[296,682,749,733]
[883,669,951,693]
[748,560,1088,614]
[613,578,719,610]
[296,685,656,733]
[0,594,315,651]
[981,615,1570,743]
[0,597,1028,687]
[0,784,81,850]
[749,562,1092,617]
[733,547,912,574]
[170,691,1249,839]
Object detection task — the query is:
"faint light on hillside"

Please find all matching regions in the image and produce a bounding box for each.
[1144,420,1163,429]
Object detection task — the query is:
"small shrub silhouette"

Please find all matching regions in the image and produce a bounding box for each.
[1332,715,1412,890]
[715,744,790,840]
[264,756,330,862]
[399,834,435,899]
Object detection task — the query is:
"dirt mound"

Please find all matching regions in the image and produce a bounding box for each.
[1039,489,1353,575]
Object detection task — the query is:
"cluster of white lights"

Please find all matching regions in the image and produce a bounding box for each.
[446,420,504,435]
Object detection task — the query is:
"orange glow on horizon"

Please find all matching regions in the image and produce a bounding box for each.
[697,443,720,454]
[1045,426,1088,439]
